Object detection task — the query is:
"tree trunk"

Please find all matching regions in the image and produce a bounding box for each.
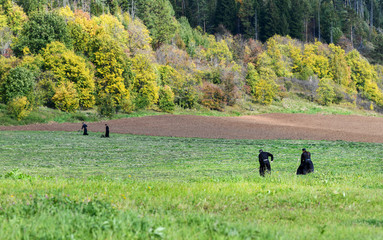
[351,24,353,48]
[254,7,258,40]
[369,0,373,40]
[131,0,135,19]
[318,0,321,42]
[305,18,308,42]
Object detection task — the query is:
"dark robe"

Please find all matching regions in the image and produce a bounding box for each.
[297,151,314,175]
[258,151,273,177]
[105,125,109,137]
[81,123,88,135]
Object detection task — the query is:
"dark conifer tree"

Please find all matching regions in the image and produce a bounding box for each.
[276,0,290,35]
[261,0,280,41]
[215,0,237,33]
[289,0,304,40]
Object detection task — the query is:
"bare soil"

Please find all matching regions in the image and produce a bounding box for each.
[1,113,382,143]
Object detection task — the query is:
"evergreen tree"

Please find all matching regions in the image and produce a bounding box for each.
[215,0,237,33]
[15,0,47,15]
[276,0,290,36]
[321,0,342,43]
[136,0,178,48]
[238,0,256,38]
[289,0,304,40]
[262,0,280,41]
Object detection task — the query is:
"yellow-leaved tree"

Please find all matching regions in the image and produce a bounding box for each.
[328,44,354,92]
[2,0,27,35]
[131,54,159,109]
[120,12,152,56]
[302,41,330,79]
[58,7,103,54]
[258,35,292,78]
[93,14,129,50]
[7,96,32,120]
[52,81,79,112]
[246,63,278,105]
[200,35,233,66]
[346,50,383,106]
[42,41,95,109]
[87,34,132,113]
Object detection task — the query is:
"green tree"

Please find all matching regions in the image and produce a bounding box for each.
[289,0,304,40]
[15,0,47,15]
[238,0,257,38]
[316,77,335,105]
[275,0,290,36]
[13,11,71,56]
[158,85,175,112]
[245,63,259,97]
[1,66,35,104]
[136,0,178,48]
[261,0,279,41]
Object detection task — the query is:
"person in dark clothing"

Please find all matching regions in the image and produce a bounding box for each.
[258,149,274,177]
[81,122,88,135]
[297,148,314,175]
[105,124,109,137]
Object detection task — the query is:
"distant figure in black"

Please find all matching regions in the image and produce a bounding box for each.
[81,122,88,135]
[296,148,314,175]
[258,149,274,177]
[105,124,109,137]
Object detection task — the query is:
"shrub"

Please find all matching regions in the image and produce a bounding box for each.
[316,78,335,106]
[35,71,58,108]
[221,71,239,106]
[201,83,225,111]
[253,78,277,105]
[7,96,32,120]
[158,85,175,113]
[2,66,35,104]
[175,84,199,109]
[52,81,79,112]
[4,168,31,179]
[97,93,116,117]
[246,64,278,105]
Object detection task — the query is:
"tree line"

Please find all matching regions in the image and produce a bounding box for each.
[1,0,383,120]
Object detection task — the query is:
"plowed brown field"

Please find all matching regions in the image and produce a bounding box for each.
[1,113,382,143]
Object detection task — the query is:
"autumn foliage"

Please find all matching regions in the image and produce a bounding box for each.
[1,3,383,120]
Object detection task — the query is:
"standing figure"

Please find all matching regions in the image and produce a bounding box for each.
[105,124,109,138]
[297,148,314,175]
[258,149,274,177]
[81,122,88,135]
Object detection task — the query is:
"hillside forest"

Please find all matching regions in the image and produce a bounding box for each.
[1,0,383,120]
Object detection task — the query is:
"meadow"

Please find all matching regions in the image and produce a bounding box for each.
[0,130,382,239]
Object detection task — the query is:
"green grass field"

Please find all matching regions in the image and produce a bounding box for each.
[0,131,382,239]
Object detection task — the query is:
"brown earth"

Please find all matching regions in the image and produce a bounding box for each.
[0,113,382,143]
